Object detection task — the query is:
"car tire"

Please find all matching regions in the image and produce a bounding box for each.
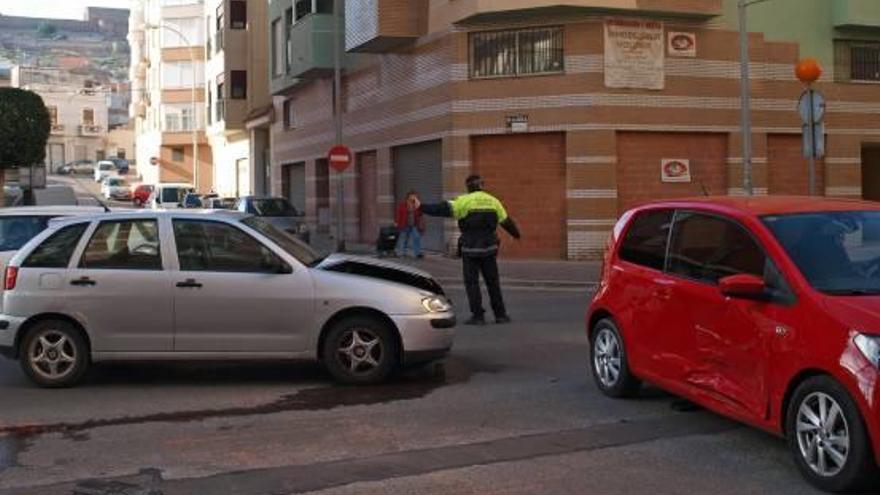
[590,318,641,398]
[19,320,89,388]
[322,316,399,385]
[786,375,878,493]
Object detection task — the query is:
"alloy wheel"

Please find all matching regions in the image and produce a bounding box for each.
[337,328,384,376]
[27,329,78,382]
[594,328,622,388]
[796,391,851,478]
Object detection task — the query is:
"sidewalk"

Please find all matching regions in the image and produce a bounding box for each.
[311,234,599,289]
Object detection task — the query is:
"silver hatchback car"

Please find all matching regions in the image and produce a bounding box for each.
[0,210,455,387]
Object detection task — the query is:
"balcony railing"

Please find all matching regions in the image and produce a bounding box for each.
[50,124,65,134]
[79,124,103,136]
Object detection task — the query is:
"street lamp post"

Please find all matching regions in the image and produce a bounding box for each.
[738,0,772,196]
[333,0,345,252]
[143,22,200,191]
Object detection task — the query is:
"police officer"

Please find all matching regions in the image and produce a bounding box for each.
[416,175,521,325]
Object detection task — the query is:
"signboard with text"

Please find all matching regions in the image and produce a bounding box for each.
[661,159,691,183]
[604,19,665,90]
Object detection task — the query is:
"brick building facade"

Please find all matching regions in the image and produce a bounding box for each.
[269,1,880,259]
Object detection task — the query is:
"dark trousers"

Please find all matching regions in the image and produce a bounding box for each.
[462,255,507,318]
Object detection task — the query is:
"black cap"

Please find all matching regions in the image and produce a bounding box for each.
[466,174,483,192]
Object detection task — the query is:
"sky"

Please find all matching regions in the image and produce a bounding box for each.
[0,0,130,21]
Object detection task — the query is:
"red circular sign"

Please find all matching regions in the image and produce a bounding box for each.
[327,145,352,172]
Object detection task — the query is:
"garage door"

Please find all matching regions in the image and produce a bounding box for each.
[472,133,566,259]
[616,132,727,212]
[768,134,825,196]
[357,151,378,243]
[393,141,444,252]
[283,162,306,214]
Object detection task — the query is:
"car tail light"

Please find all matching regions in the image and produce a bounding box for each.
[4,266,18,291]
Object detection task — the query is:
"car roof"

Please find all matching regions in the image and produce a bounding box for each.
[0,206,108,216]
[51,209,249,224]
[631,196,880,217]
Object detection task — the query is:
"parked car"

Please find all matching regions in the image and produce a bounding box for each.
[132,184,154,208]
[588,196,880,492]
[58,160,94,176]
[204,197,236,210]
[93,161,116,182]
[109,158,130,175]
[150,183,195,209]
[101,177,132,201]
[236,196,309,243]
[0,206,107,291]
[181,192,206,209]
[0,210,455,388]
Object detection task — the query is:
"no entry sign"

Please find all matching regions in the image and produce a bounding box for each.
[328,145,352,172]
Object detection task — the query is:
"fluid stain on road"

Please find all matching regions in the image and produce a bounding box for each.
[0,358,500,460]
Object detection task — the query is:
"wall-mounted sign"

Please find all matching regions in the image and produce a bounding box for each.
[506,114,529,133]
[661,159,691,183]
[668,32,696,58]
[604,19,665,90]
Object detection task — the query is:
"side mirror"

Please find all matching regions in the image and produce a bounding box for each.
[719,274,767,301]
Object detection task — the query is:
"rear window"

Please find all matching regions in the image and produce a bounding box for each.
[99,163,114,171]
[618,210,673,271]
[22,223,88,268]
[0,216,53,251]
[161,187,192,203]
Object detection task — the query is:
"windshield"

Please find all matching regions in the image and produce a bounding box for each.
[99,163,113,170]
[108,179,128,187]
[160,187,192,203]
[0,216,52,251]
[242,216,320,266]
[251,199,298,217]
[764,211,880,295]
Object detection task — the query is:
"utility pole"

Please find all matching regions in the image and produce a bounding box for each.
[738,0,753,196]
[333,0,345,252]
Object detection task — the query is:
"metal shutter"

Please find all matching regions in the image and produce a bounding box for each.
[392,140,444,252]
[285,162,306,214]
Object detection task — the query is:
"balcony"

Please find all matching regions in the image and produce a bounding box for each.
[79,124,103,136]
[833,0,880,30]
[50,124,65,135]
[345,0,427,53]
[288,13,342,80]
[447,0,722,24]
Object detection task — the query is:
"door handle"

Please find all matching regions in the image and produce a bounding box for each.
[176,279,203,289]
[70,277,96,287]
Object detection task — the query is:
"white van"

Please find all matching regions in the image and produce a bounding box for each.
[149,183,195,209]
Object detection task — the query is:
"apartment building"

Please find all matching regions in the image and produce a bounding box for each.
[205,0,270,198]
[268,0,880,259]
[12,66,109,173]
[130,0,211,190]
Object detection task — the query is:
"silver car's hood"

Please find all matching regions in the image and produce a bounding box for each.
[315,254,444,295]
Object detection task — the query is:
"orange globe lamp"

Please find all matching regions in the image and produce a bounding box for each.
[795,58,823,84]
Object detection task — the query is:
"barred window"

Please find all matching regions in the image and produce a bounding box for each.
[852,45,880,82]
[470,27,564,79]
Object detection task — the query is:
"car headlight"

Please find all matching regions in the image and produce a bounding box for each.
[421,296,452,313]
[854,333,880,368]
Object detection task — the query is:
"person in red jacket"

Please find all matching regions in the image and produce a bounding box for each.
[395,191,425,258]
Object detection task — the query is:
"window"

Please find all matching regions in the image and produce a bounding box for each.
[852,44,880,82]
[230,70,246,99]
[283,99,295,129]
[163,104,200,131]
[295,0,332,21]
[285,8,293,72]
[161,186,192,203]
[271,19,283,77]
[243,217,319,266]
[667,212,765,285]
[619,210,673,271]
[47,106,58,125]
[0,216,53,252]
[173,220,288,273]
[215,4,225,52]
[162,17,205,47]
[172,147,185,162]
[216,77,225,121]
[23,223,88,268]
[82,108,95,125]
[161,61,204,89]
[79,220,162,271]
[470,27,564,78]
[230,0,246,29]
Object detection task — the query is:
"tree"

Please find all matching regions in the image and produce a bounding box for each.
[0,88,50,204]
[36,21,57,38]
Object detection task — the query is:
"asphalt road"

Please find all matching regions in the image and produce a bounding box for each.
[0,285,840,495]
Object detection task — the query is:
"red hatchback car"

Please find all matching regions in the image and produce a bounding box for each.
[132,184,154,208]
[588,197,880,492]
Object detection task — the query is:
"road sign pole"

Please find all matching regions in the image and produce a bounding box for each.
[333,0,345,253]
[808,89,816,196]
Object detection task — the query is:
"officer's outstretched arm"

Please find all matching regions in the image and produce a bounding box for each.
[419,201,453,218]
[500,217,522,240]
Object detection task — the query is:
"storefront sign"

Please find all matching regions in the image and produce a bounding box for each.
[604,19,665,90]
[661,159,691,183]
[668,32,696,58]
